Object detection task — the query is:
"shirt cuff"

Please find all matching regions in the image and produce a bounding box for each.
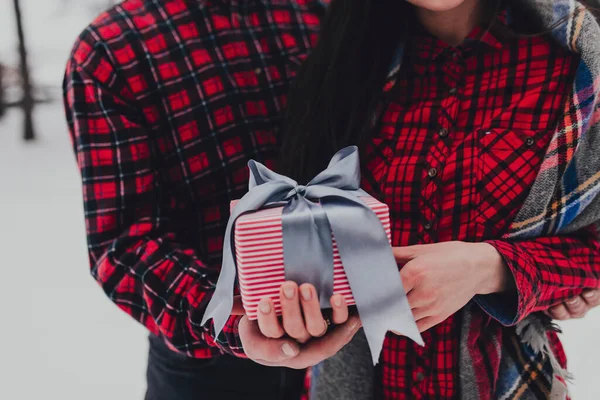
[474,240,540,326]
[206,315,247,358]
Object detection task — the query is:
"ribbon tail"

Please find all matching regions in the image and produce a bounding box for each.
[320,196,423,365]
[361,294,424,365]
[201,217,236,335]
[201,181,293,336]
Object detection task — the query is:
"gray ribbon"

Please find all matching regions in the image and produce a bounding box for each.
[202,146,423,364]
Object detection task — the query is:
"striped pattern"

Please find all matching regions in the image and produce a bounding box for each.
[232,196,390,320]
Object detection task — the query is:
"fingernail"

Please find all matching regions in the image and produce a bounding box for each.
[567,298,579,305]
[333,296,343,308]
[282,343,297,357]
[301,286,312,302]
[283,285,295,300]
[259,300,271,314]
[584,291,596,299]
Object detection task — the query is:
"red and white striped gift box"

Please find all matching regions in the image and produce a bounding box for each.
[231,196,391,320]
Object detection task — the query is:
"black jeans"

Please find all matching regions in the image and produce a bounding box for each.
[145,335,306,400]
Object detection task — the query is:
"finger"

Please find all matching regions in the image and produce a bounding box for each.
[299,284,328,337]
[280,281,311,343]
[582,289,600,307]
[406,288,435,309]
[231,296,246,316]
[564,296,587,318]
[548,304,570,320]
[238,317,299,365]
[411,307,434,321]
[393,246,420,264]
[286,315,362,369]
[257,298,285,338]
[416,315,440,333]
[330,294,349,325]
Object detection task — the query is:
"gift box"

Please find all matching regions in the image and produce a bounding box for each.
[204,146,422,364]
[232,196,391,320]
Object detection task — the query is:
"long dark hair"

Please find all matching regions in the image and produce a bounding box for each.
[278,0,408,183]
[278,0,598,184]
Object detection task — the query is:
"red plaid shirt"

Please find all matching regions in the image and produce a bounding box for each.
[64,0,323,357]
[363,15,600,399]
[64,0,600,398]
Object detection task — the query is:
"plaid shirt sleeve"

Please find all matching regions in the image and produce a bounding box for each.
[475,229,600,325]
[63,36,244,358]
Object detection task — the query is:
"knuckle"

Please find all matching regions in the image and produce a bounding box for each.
[588,292,600,305]
[567,302,584,312]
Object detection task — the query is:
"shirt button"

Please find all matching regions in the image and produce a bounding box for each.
[439,128,448,138]
[526,137,535,147]
[255,67,263,75]
[449,87,458,95]
[428,168,438,178]
[416,372,425,382]
[423,220,433,231]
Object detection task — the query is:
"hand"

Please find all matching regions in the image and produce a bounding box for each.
[238,281,362,369]
[395,242,512,333]
[547,289,600,320]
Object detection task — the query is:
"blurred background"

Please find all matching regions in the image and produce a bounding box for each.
[0,0,598,399]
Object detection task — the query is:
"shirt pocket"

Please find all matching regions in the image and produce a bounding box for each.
[475,128,548,238]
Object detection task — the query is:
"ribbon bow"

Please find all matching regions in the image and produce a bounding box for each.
[202,146,423,364]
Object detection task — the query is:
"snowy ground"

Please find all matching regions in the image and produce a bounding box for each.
[0,106,148,399]
[1,2,147,399]
[1,1,600,399]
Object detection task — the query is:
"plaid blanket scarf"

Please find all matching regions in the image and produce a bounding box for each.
[460,1,600,398]
[311,1,600,399]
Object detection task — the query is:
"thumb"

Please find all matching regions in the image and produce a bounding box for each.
[231,296,246,316]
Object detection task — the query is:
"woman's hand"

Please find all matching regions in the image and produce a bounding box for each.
[238,281,362,369]
[547,289,600,320]
[394,242,512,333]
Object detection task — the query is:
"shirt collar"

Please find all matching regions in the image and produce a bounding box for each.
[395,7,508,77]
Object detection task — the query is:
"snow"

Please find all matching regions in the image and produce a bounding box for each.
[0,106,148,400]
[0,1,599,399]
[0,2,147,399]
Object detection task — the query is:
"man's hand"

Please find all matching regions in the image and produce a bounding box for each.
[548,289,600,320]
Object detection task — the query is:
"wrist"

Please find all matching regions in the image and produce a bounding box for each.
[475,242,513,295]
